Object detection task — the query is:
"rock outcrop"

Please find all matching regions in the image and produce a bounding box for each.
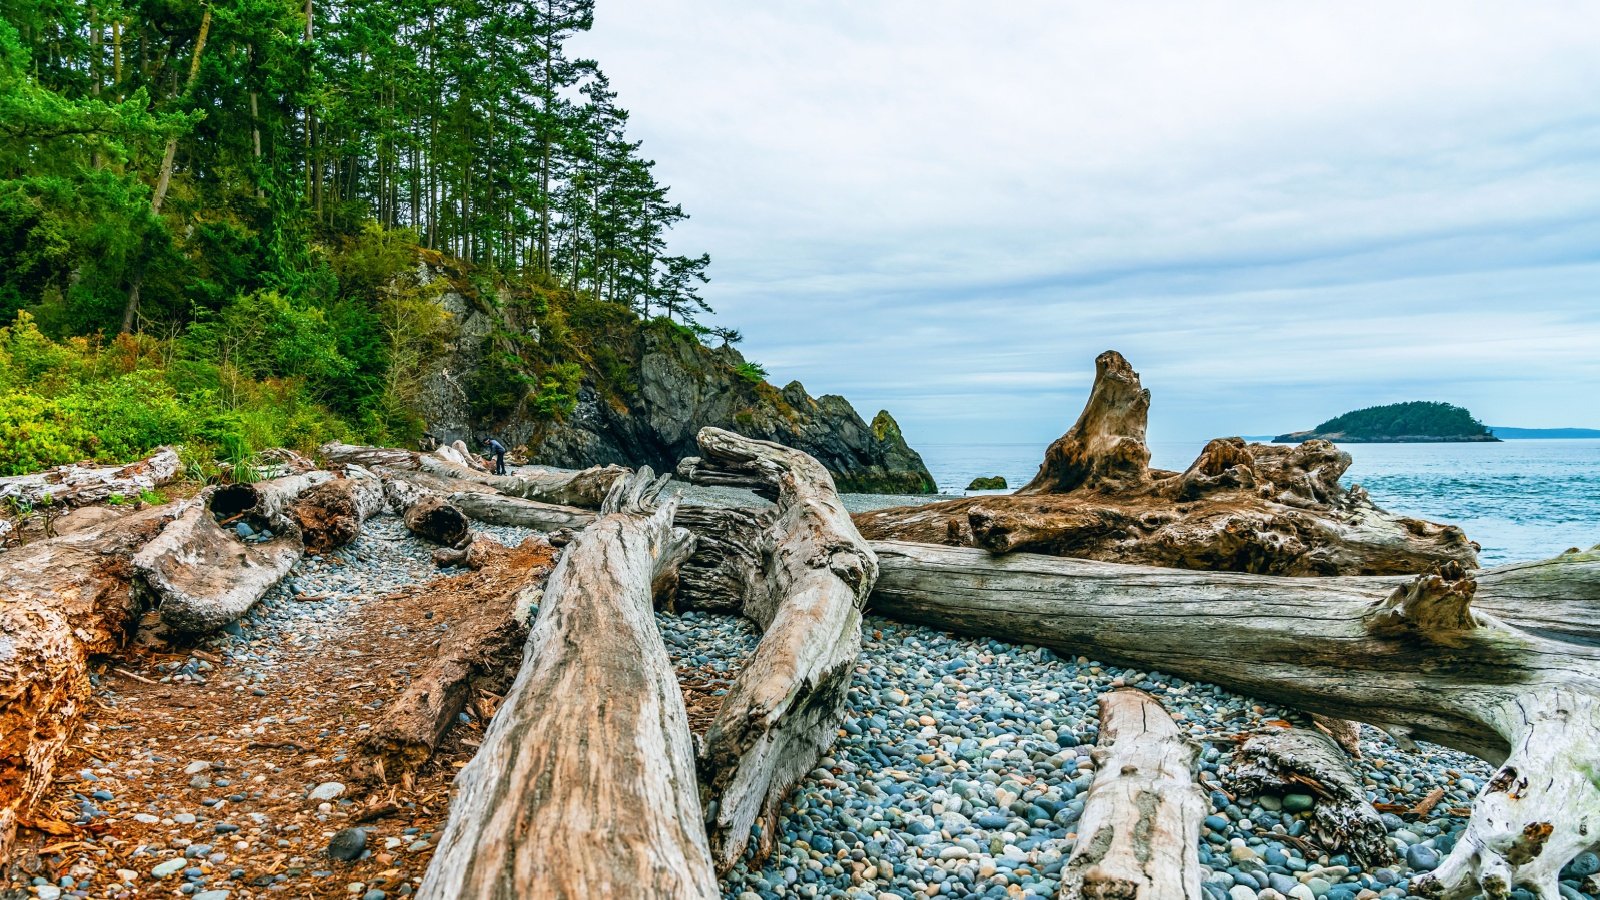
[420,289,935,494]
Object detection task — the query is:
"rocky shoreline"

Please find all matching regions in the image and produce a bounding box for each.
[17,493,1588,900]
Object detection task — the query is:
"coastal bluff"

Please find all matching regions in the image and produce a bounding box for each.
[418,285,935,494]
[1274,400,1500,444]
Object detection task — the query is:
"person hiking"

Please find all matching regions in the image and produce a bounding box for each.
[481,436,507,475]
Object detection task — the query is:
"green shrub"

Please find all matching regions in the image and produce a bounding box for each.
[735,361,768,385]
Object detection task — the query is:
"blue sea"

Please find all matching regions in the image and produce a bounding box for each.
[914,439,1600,566]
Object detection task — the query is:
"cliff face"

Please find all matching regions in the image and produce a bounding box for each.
[520,331,936,494]
[418,285,935,494]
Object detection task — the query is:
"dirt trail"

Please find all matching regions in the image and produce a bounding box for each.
[2,518,554,900]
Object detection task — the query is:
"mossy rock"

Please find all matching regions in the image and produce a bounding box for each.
[966,475,1008,491]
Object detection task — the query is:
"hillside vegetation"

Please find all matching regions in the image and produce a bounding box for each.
[0,0,722,474]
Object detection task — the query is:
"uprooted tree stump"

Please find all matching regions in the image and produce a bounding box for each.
[855,351,1478,576]
[675,427,879,872]
[867,541,1600,899]
[418,468,714,899]
[290,466,385,555]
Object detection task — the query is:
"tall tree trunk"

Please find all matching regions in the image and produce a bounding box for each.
[119,6,211,333]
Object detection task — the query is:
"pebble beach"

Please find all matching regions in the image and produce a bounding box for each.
[10,490,1596,900]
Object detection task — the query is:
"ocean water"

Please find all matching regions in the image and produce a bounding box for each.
[914,438,1600,566]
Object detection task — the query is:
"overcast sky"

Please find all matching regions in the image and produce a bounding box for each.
[573,2,1600,444]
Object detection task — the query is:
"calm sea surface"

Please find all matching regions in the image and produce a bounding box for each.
[914,439,1600,566]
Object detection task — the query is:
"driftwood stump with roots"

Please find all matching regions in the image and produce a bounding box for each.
[867,541,1600,900]
[855,351,1478,576]
[675,426,879,872]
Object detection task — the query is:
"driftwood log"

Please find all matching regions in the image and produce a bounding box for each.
[320,442,627,508]
[290,466,385,554]
[418,468,714,899]
[0,447,180,509]
[867,541,1600,899]
[381,477,471,547]
[675,427,880,872]
[1234,726,1390,865]
[1061,688,1203,900]
[855,351,1477,576]
[448,491,595,532]
[142,471,332,635]
[0,504,180,853]
[361,539,556,782]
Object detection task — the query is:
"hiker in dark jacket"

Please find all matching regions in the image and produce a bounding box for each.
[482,436,507,475]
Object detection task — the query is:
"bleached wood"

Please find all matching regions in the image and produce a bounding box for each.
[1061,688,1203,900]
[449,490,595,532]
[677,427,879,872]
[418,468,714,899]
[0,447,179,509]
[143,471,332,635]
[320,441,627,508]
[0,505,180,852]
[868,540,1600,900]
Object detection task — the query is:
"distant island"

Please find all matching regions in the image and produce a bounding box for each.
[1488,426,1600,439]
[1274,401,1501,443]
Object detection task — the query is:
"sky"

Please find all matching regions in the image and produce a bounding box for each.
[572,1,1600,444]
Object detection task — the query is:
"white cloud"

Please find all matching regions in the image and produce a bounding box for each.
[573,1,1600,441]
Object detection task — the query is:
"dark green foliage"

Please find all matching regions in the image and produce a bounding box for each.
[1309,401,1492,439]
[735,361,768,385]
[0,0,724,472]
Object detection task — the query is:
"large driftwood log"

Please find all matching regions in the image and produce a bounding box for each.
[676,427,880,872]
[143,472,332,635]
[381,477,471,547]
[449,491,595,532]
[290,466,385,554]
[1234,726,1390,865]
[867,540,1600,899]
[0,447,180,509]
[319,442,627,508]
[856,351,1478,576]
[0,504,180,853]
[418,469,714,899]
[361,539,556,781]
[1061,688,1203,900]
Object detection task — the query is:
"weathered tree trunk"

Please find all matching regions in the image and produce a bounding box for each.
[1234,726,1391,865]
[1061,688,1203,900]
[449,491,595,532]
[381,478,471,547]
[0,447,179,509]
[320,442,627,508]
[675,428,879,872]
[672,504,773,614]
[867,541,1600,899]
[361,539,556,781]
[140,474,329,636]
[856,351,1478,576]
[418,469,713,899]
[290,466,385,554]
[0,505,180,853]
